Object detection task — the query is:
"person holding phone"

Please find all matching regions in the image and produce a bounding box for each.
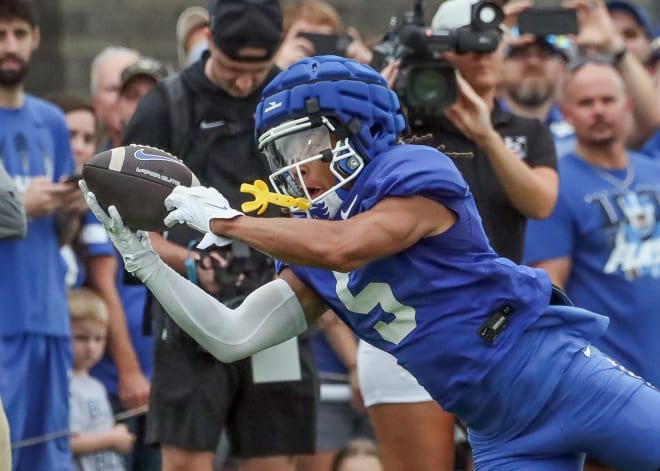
[0,2,88,469]
[274,0,372,70]
[605,0,653,64]
[502,0,660,155]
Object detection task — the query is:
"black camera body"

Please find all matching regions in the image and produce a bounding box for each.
[374,0,504,128]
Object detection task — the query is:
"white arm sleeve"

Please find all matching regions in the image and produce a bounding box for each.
[140,261,308,363]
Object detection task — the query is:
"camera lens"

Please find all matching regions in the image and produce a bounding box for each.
[478,6,497,25]
[408,68,447,105]
[472,1,505,30]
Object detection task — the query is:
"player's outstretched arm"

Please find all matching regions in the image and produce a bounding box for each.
[165,186,457,272]
[80,182,310,362]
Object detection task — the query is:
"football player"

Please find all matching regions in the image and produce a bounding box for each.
[83,56,660,470]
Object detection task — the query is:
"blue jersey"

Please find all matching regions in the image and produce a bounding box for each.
[280,144,553,411]
[524,152,660,386]
[0,96,74,336]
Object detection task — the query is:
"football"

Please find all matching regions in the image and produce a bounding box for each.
[82,144,200,231]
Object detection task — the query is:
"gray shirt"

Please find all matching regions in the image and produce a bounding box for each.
[0,161,27,240]
[69,373,126,471]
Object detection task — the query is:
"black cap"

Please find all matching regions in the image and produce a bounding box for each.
[210,0,283,62]
[120,57,168,94]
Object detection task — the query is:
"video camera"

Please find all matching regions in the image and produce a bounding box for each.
[373,0,504,127]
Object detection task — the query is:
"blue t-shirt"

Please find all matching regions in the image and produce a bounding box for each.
[279,144,553,411]
[641,128,660,162]
[0,96,74,336]
[545,104,576,158]
[524,152,660,386]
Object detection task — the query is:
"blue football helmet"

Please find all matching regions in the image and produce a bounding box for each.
[255,55,406,216]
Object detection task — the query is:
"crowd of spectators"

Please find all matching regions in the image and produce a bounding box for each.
[2,0,660,470]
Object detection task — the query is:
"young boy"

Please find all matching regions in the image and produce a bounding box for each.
[68,288,135,470]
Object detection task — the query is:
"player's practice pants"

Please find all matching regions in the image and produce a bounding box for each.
[462,305,660,471]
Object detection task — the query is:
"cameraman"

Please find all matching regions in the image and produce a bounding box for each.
[357,1,558,470]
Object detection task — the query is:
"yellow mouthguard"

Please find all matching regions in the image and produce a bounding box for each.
[240,180,311,215]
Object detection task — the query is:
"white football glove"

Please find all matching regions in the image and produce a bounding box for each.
[164,186,243,235]
[79,180,159,280]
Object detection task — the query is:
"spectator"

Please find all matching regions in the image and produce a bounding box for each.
[121,1,317,470]
[297,312,375,471]
[50,95,97,172]
[646,36,660,92]
[0,1,86,469]
[275,0,372,70]
[48,93,98,289]
[501,0,660,156]
[524,59,660,471]
[605,0,654,64]
[570,0,660,149]
[117,56,168,131]
[499,30,576,157]
[175,6,209,69]
[50,88,155,471]
[330,438,382,471]
[275,0,340,70]
[0,158,27,471]
[85,57,167,471]
[640,37,660,160]
[68,287,135,471]
[86,53,660,470]
[90,46,139,149]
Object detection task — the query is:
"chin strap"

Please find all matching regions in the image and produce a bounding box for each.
[240,179,311,215]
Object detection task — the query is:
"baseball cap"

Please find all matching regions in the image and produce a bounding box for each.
[606,1,654,39]
[120,57,169,94]
[210,0,283,62]
[431,0,479,32]
[506,26,575,62]
[176,6,210,67]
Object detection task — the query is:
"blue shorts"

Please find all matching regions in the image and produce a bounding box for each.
[0,334,72,471]
[464,307,660,471]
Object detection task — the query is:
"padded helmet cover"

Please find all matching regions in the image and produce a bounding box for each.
[255,55,407,160]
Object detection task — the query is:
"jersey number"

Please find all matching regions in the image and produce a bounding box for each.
[333,271,416,344]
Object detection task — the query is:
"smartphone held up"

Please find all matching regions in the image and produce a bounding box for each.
[518,7,579,36]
